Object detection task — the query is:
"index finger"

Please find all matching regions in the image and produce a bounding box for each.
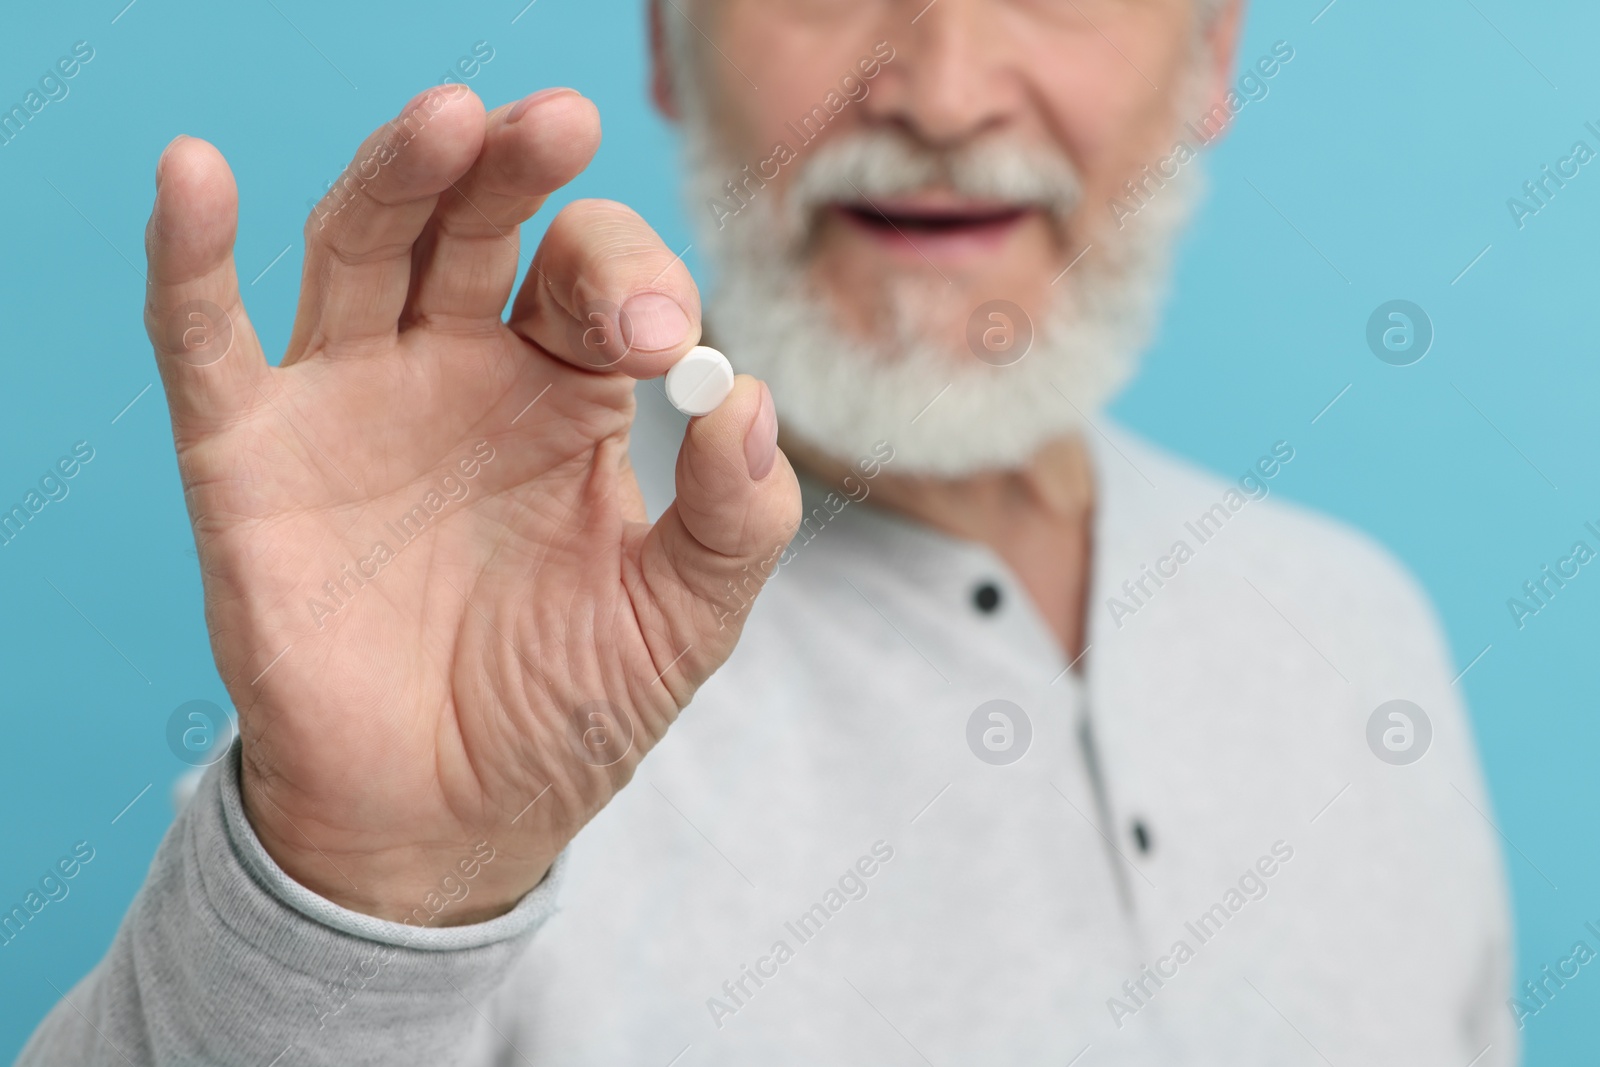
[506,198,701,380]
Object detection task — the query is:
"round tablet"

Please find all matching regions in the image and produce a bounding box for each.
[665,345,735,417]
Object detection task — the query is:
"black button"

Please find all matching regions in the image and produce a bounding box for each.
[1131,820,1152,854]
[972,582,1002,614]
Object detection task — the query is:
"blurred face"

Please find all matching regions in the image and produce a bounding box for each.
[659,0,1239,473]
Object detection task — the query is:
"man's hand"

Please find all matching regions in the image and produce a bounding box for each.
[143,85,799,924]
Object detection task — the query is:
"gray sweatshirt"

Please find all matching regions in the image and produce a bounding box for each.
[19,419,1517,1065]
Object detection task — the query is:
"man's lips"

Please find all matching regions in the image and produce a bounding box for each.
[828,200,1038,257]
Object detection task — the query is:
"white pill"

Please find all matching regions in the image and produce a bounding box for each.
[665,345,735,417]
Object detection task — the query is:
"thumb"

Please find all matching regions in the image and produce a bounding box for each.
[638,375,800,699]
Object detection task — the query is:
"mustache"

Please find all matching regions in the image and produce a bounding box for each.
[780,130,1084,241]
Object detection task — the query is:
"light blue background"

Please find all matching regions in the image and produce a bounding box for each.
[1,0,1595,1060]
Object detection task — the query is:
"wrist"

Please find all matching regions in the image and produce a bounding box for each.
[239,772,552,927]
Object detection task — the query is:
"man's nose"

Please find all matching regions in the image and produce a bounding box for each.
[866,0,1020,148]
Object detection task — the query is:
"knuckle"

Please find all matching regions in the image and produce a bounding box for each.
[550,205,683,287]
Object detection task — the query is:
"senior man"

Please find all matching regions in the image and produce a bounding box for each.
[23,0,1512,1063]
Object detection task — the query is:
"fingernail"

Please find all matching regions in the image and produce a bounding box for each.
[508,87,578,124]
[619,292,692,353]
[401,83,465,116]
[744,382,778,481]
[403,86,436,113]
[156,134,187,187]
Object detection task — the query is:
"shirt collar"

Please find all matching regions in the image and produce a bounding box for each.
[787,418,1162,683]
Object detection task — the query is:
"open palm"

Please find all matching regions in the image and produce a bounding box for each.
[145,85,798,921]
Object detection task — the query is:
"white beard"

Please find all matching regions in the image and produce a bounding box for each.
[677,89,1206,476]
